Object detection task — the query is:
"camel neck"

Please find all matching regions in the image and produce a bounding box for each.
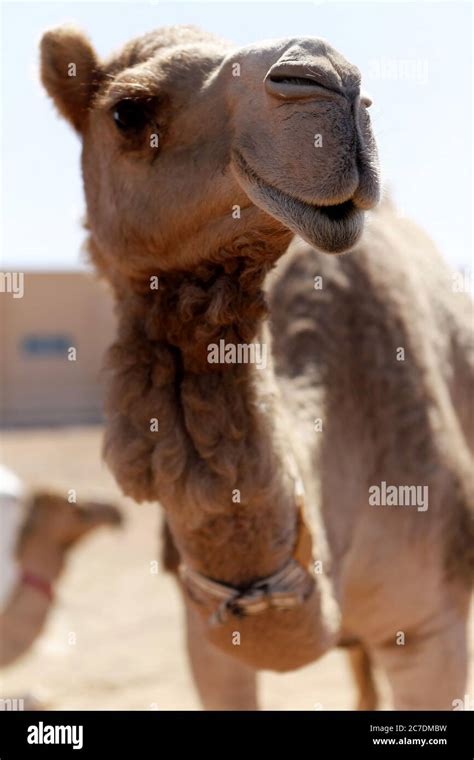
[124,253,273,370]
[105,254,300,585]
[19,537,65,583]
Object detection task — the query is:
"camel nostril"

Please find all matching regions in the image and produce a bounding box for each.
[269,74,324,88]
[264,66,344,101]
[265,76,342,101]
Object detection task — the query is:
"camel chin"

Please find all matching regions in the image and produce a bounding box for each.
[231,149,365,254]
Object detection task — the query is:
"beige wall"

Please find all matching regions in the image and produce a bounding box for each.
[0,272,116,426]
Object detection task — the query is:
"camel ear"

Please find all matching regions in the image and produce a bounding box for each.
[40,26,100,132]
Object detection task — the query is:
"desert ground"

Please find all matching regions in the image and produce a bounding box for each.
[1,426,472,710]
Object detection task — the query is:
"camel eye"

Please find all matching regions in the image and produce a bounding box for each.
[113,99,149,132]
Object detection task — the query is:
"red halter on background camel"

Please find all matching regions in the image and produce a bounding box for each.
[40,25,473,710]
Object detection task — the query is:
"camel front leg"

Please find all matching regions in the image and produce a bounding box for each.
[161,517,258,709]
[346,643,378,710]
[161,518,258,709]
[184,597,258,710]
[370,616,469,710]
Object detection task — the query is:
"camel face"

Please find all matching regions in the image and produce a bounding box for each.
[41,26,380,276]
[18,493,122,553]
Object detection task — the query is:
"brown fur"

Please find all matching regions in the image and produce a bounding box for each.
[40,24,473,709]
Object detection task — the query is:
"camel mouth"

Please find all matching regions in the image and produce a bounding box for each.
[232,149,365,253]
[317,199,356,221]
[269,75,318,87]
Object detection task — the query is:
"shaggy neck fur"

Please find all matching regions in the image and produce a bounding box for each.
[103,239,304,586]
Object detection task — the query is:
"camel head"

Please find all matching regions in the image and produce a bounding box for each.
[18,492,122,555]
[40,25,380,279]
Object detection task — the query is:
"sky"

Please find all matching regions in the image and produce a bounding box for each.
[0,0,472,271]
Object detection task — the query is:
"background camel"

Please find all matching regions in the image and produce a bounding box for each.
[40,24,473,710]
[0,466,122,668]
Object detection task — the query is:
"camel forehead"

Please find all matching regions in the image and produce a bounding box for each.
[103,25,232,74]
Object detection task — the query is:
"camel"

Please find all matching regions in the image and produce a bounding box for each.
[40,24,474,710]
[0,467,122,667]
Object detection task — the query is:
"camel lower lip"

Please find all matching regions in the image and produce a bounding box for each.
[233,149,365,253]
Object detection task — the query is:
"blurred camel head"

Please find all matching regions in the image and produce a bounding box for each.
[18,492,122,556]
[0,480,122,668]
[40,25,380,282]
